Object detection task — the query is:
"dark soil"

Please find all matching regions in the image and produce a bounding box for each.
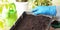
[13,15,51,30]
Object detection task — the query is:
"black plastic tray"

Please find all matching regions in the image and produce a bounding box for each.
[10,12,51,30]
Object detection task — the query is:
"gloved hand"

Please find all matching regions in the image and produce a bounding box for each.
[32,6,57,16]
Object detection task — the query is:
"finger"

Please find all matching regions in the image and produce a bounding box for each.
[31,7,38,12]
[32,10,43,15]
[49,6,56,16]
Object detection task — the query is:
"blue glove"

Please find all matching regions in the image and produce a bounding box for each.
[32,6,57,16]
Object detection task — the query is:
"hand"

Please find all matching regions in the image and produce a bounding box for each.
[32,6,57,16]
[50,26,54,30]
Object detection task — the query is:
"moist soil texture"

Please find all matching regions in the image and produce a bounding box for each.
[13,15,51,30]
